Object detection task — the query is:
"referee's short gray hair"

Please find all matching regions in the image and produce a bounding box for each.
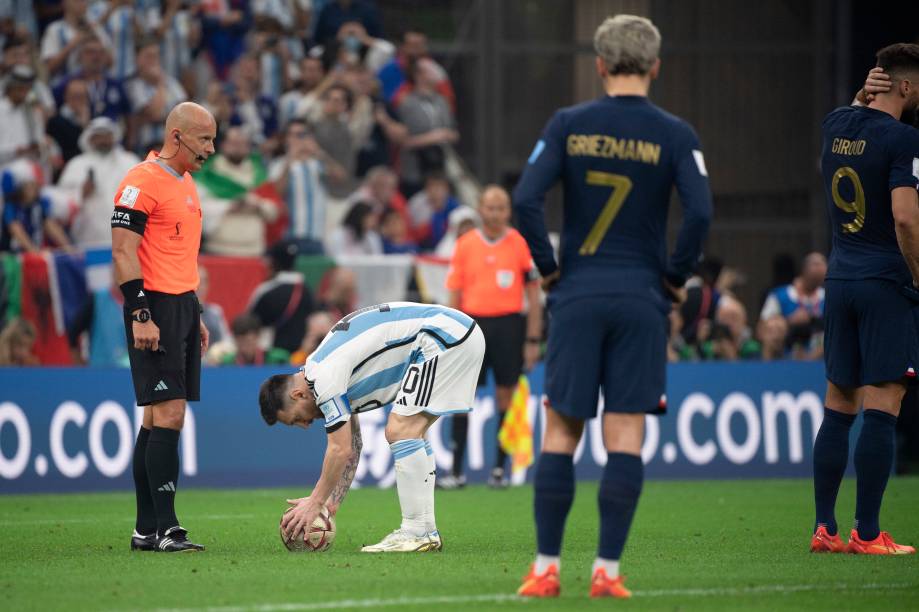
[594,15,661,76]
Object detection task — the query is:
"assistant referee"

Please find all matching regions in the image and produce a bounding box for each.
[111,102,216,553]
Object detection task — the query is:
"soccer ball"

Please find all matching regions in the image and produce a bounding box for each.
[280,505,336,552]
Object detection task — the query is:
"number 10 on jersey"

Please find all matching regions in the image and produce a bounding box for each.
[580,171,633,255]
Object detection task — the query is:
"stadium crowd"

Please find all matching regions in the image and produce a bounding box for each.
[0,0,826,368]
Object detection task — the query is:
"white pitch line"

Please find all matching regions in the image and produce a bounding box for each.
[147,582,918,612]
[0,513,257,526]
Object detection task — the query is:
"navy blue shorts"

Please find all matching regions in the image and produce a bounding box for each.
[545,295,667,419]
[824,278,919,388]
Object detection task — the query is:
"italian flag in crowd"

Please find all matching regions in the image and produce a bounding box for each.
[0,251,88,365]
[498,375,534,474]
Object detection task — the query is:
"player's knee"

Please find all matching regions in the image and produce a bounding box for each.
[151,400,186,430]
[603,413,644,454]
[863,382,906,415]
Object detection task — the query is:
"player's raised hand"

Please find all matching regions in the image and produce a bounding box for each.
[865,67,891,100]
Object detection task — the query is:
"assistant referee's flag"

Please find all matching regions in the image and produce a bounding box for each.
[498,375,534,474]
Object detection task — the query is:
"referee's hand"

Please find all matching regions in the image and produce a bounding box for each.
[133,319,160,352]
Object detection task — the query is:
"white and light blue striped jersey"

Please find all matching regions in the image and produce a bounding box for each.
[303,302,476,430]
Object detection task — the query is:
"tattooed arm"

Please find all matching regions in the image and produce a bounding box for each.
[326,417,362,515]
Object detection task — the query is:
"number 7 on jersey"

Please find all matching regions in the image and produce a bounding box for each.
[580,171,633,255]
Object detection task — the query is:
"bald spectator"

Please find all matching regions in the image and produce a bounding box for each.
[701,298,761,361]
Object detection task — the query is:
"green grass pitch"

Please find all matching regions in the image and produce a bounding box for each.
[1,478,917,611]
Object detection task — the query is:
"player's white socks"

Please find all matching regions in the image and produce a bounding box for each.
[592,557,620,578]
[424,440,437,533]
[391,439,431,537]
[535,554,560,574]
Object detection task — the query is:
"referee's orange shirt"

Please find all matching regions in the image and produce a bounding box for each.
[446,228,535,317]
[113,155,202,294]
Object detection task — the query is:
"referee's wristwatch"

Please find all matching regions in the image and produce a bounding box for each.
[132,309,152,323]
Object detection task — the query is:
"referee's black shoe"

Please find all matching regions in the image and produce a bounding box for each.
[156,526,205,552]
[130,530,157,551]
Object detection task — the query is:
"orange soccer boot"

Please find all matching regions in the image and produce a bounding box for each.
[810,525,846,553]
[589,568,632,599]
[517,563,560,598]
[846,530,916,555]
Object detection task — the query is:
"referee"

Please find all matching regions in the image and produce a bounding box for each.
[445,186,543,487]
[111,102,216,552]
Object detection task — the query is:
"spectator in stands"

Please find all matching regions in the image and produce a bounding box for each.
[760,251,826,359]
[346,165,409,223]
[2,33,55,117]
[408,172,459,251]
[92,0,140,82]
[0,317,39,366]
[0,2,37,41]
[197,264,231,347]
[397,59,458,196]
[228,54,279,148]
[757,316,789,362]
[248,238,315,353]
[378,28,455,112]
[197,126,281,256]
[0,160,72,253]
[379,207,417,254]
[56,117,139,247]
[40,0,110,83]
[336,20,395,73]
[219,313,290,366]
[288,309,336,364]
[199,0,250,81]
[269,118,345,253]
[434,206,479,258]
[57,35,130,123]
[312,84,356,198]
[203,81,236,136]
[125,38,188,154]
[680,257,723,345]
[67,271,128,367]
[47,78,92,163]
[700,298,760,361]
[154,0,201,95]
[667,308,696,362]
[312,0,382,46]
[325,201,382,256]
[319,266,357,320]
[278,55,326,126]
[0,66,47,167]
[249,19,296,103]
[356,96,407,177]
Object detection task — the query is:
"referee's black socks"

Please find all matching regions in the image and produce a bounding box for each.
[146,426,181,534]
[132,427,156,535]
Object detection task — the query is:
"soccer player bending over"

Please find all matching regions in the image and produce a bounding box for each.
[810,43,919,556]
[259,302,485,552]
[513,15,712,598]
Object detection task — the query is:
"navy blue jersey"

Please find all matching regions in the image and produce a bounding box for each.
[821,105,919,283]
[513,95,712,301]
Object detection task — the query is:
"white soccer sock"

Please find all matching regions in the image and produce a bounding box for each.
[391,439,430,537]
[592,557,620,578]
[424,440,437,533]
[535,554,560,574]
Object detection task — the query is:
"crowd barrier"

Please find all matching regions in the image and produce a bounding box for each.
[0,361,834,494]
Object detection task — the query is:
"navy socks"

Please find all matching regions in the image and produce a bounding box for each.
[813,407,855,535]
[533,452,575,556]
[854,409,897,541]
[597,452,644,560]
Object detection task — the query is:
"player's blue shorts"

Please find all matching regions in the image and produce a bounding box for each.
[824,278,919,388]
[545,294,667,419]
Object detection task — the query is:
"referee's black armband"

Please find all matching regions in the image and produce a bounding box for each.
[111,207,148,235]
[120,279,150,312]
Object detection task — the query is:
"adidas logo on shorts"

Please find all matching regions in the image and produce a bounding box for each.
[154,380,169,391]
[157,481,176,492]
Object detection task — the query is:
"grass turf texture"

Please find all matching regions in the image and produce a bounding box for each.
[1,478,917,611]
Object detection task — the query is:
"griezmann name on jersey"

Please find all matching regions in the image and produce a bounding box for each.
[821,105,919,284]
[513,95,712,302]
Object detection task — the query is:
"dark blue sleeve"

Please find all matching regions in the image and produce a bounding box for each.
[888,127,919,191]
[2,201,17,226]
[512,111,566,277]
[667,124,713,287]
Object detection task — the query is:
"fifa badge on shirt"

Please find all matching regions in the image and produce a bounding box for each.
[119,186,140,208]
[496,270,514,289]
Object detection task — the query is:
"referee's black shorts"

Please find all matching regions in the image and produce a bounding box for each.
[124,290,201,406]
[475,313,525,388]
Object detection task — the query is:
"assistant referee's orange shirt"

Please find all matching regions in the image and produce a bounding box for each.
[113,154,202,294]
[446,228,535,317]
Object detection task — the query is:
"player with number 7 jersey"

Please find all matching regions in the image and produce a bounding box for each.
[258,302,485,553]
[511,15,712,599]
